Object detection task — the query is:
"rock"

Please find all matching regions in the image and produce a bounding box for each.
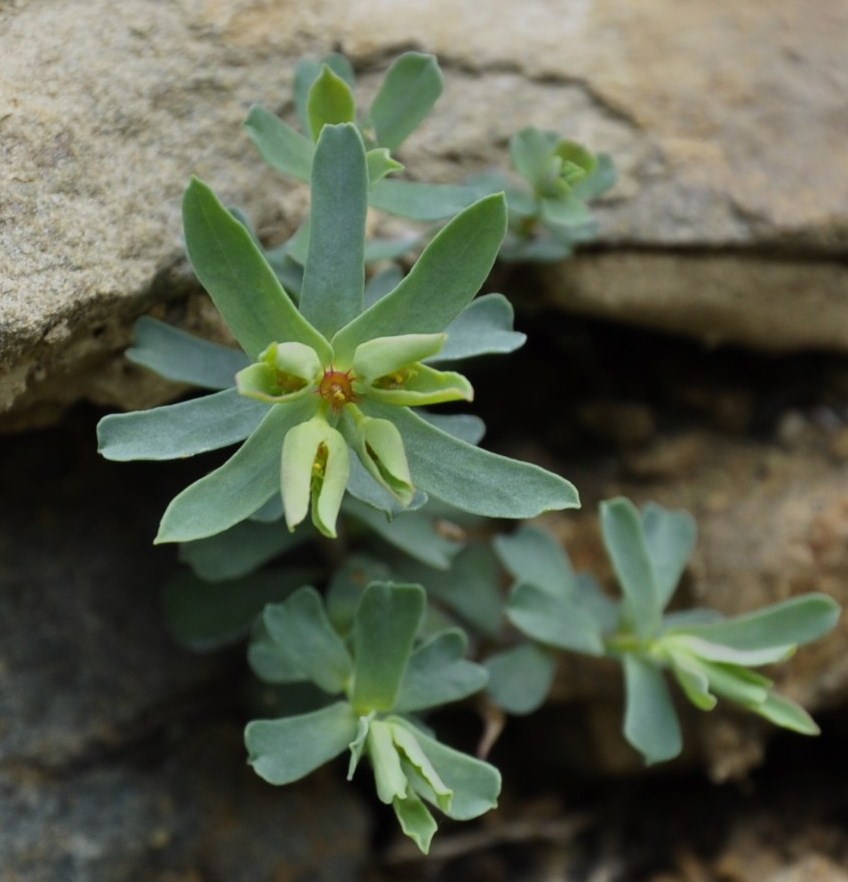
[2,0,847,427]
[0,413,371,878]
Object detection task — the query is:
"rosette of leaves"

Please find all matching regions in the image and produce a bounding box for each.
[470,126,617,262]
[244,580,499,853]
[97,122,578,543]
[489,499,841,763]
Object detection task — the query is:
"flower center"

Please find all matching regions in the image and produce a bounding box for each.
[319,368,357,411]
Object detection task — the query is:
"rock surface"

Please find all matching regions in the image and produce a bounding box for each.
[1,0,847,426]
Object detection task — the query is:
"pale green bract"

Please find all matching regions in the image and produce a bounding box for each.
[97,121,579,542]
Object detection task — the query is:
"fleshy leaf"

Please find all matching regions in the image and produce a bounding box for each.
[183,177,331,361]
[307,65,356,140]
[600,498,661,638]
[433,294,526,362]
[331,194,508,363]
[179,518,308,582]
[367,719,408,803]
[510,127,557,188]
[393,792,437,854]
[341,413,414,505]
[127,316,250,389]
[364,363,473,407]
[369,179,481,221]
[352,333,447,382]
[366,148,404,185]
[669,594,841,651]
[370,403,579,519]
[666,650,717,711]
[236,342,322,404]
[263,588,353,694]
[394,628,488,712]
[507,581,605,655]
[485,643,556,715]
[244,105,313,182]
[295,53,355,133]
[641,503,697,610]
[347,713,373,779]
[326,555,393,635]
[299,124,367,336]
[752,692,820,735]
[164,566,312,651]
[345,453,428,517]
[246,702,359,785]
[541,194,591,227]
[390,718,501,820]
[344,499,461,569]
[369,52,443,150]
[97,389,267,462]
[155,398,318,543]
[671,635,795,666]
[622,654,682,765]
[351,582,425,713]
[248,618,306,684]
[494,524,575,597]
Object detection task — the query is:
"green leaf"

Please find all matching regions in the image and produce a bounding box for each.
[622,654,682,764]
[345,499,462,569]
[510,127,557,188]
[600,498,660,638]
[183,177,331,361]
[353,332,447,382]
[484,642,556,715]
[347,713,373,779]
[332,193,507,362]
[127,316,250,389]
[363,238,420,268]
[351,582,425,713]
[369,53,443,150]
[433,293,526,362]
[572,153,617,200]
[299,124,367,336]
[367,718,408,803]
[494,524,575,596]
[393,542,505,639]
[294,53,356,132]
[164,566,311,651]
[326,555,393,635]
[244,105,313,182]
[97,389,267,462]
[155,397,318,543]
[672,635,795,666]
[666,650,717,711]
[307,65,356,141]
[391,718,501,820]
[393,793,437,854]
[696,661,772,706]
[422,412,486,445]
[395,628,488,712]
[371,403,580,519]
[369,179,480,221]
[248,618,306,684]
[507,581,605,655]
[263,587,353,694]
[670,594,841,651]
[341,412,414,506]
[641,504,697,610]
[345,454,428,517]
[179,518,308,582]
[752,692,820,735]
[366,147,404,185]
[541,194,591,227]
[246,701,359,785]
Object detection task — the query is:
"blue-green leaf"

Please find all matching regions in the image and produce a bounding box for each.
[510,127,557,188]
[433,293,526,362]
[155,397,318,543]
[299,124,367,336]
[507,581,605,655]
[332,193,507,362]
[752,692,819,735]
[263,588,353,694]
[244,105,313,182]
[371,403,580,519]
[484,642,556,715]
[600,498,660,638]
[494,524,575,597]
[164,566,311,650]
[183,177,331,361]
[351,582,425,713]
[179,518,308,582]
[369,179,481,221]
[394,629,488,713]
[391,718,501,820]
[641,503,697,610]
[622,654,682,764]
[246,701,359,785]
[295,54,355,133]
[248,618,306,684]
[127,317,249,389]
[344,498,462,569]
[369,53,443,150]
[97,389,266,462]
[326,555,393,635]
[669,594,840,651]
[393,792,437,854]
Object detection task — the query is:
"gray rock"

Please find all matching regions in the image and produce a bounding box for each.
[1,0,847,426]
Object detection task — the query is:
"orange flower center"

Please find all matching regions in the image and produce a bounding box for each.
[319,369,357,411]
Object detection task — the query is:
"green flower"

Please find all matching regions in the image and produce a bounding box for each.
[97,122,578,542]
